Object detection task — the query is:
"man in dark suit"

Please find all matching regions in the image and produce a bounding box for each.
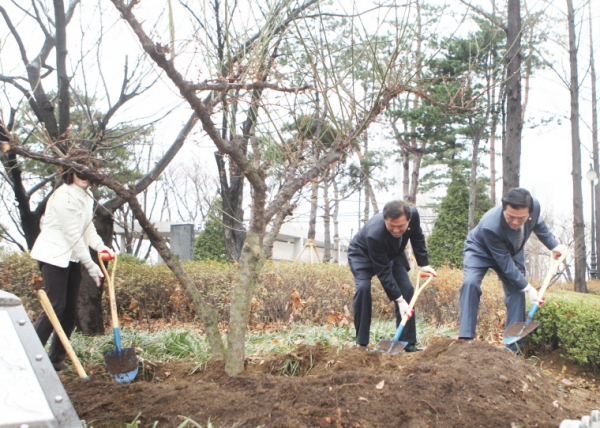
[459,188,567,348]
[348,200,436,352]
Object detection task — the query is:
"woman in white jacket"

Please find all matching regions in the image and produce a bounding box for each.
[31,149,114,371]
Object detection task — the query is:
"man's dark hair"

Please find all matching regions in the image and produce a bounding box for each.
[501,188,534,213]
[60,148,98,185]
[382,200,412,221]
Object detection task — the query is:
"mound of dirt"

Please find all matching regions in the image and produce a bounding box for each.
[62,339,598,427]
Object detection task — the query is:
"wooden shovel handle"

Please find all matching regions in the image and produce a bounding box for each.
[37,289,88,379]
[99,253,119,330]
[407,273,435,312]
[398,273,435,325]
[538,249,569,299]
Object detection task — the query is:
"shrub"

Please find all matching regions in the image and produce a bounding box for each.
[427,168,492,269]
[417,265,505,338]
[0,253,533,342]
[194,198,226,262]
[0,251,42,317]
[529,290,600,373]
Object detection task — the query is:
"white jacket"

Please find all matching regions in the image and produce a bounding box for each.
[30,184,104,267]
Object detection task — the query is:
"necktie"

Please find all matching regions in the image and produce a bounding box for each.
[516,226,524,249]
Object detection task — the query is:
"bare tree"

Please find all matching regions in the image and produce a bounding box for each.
[566,0,587,293]
[589,0,600,279]
[0,1,200,333]
[459,0,522,195]
[107,0,457,375]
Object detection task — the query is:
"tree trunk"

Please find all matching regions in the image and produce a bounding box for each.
[76,206,114,335]
[308,182,319,241]
[490,71,502,205]
[567,0,588,293]
[407,143,425,204]
[503,0,522,194]
[468,134,480,231]
[225,229,264,375]
[54,0,70,142]
[262,201,293,259]
[332,177,340,264]
[402,149,410,199]
[217,153,247,262]
[590,1,600,278]
[323,172,331,262]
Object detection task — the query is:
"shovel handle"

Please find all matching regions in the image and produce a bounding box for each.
[394,273,436,338]
[37,290,88,379]
[99,253,120,332]
[407,273,435,313]
[538,249,569,299]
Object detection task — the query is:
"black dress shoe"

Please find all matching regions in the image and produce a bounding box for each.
[52,361,67,371]
[404,344,423,352]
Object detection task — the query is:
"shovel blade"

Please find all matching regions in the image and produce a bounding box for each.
[373,340,408,355]
[103,348,138,384]
[502,321,540,345]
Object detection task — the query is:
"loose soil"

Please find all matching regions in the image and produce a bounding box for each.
[62,339,599,427]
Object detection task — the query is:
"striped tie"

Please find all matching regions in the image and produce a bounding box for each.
[516,226,524,249]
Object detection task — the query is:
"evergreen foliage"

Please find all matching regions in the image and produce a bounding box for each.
[428,169,492,268]
[194,198,227,262]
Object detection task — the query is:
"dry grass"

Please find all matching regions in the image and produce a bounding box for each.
[0,253,575,340]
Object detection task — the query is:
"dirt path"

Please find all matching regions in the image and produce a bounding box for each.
[62,339,598,427]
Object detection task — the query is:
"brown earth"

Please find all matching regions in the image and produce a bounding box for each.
[61,339,599,428]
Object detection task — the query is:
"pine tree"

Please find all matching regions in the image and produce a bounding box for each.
[194,199,227,262]
[428,169,492,268]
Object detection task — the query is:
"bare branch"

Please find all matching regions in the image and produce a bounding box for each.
[459,0,507,31]
[190,80,313,93]
[102,112,198,213]
[27,173,58,197]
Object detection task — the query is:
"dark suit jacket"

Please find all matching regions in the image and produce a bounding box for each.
[347,208,429,301]
[463,199,558,290]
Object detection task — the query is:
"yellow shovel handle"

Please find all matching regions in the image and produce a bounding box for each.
[37,289,88,379]
[99,253,119,331]
[400,273,435,325]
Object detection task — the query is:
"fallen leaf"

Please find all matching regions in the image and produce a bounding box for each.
[552,400,562,410]
[561,378,575,387]
[375,380,385,390]
[358,397,368,402]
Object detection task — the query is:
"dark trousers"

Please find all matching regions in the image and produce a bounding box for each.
[34,261,82,365]
[351,262,416,346]
[458,262,526,343]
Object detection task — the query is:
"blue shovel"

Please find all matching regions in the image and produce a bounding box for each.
[374,273,435,355]
[99,253,138,383]
[503,250,569,345]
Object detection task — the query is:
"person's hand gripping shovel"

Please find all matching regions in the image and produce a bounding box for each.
[99,252,139,383]
[374,272,435,355]
[503,248,569,345]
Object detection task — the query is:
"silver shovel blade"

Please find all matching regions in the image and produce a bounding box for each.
[373,340,408,355]
[502,321,540,345]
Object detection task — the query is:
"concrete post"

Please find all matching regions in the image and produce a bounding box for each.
[170,223,195,262]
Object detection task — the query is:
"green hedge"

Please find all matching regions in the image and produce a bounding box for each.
[530,290,600,373]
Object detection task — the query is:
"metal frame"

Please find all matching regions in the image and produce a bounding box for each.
[0,290,81,428]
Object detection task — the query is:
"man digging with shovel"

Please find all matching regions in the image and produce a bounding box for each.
[347,200,437,351]
[458,188,568,352]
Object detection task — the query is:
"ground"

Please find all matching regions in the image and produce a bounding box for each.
[61,339,599,427]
